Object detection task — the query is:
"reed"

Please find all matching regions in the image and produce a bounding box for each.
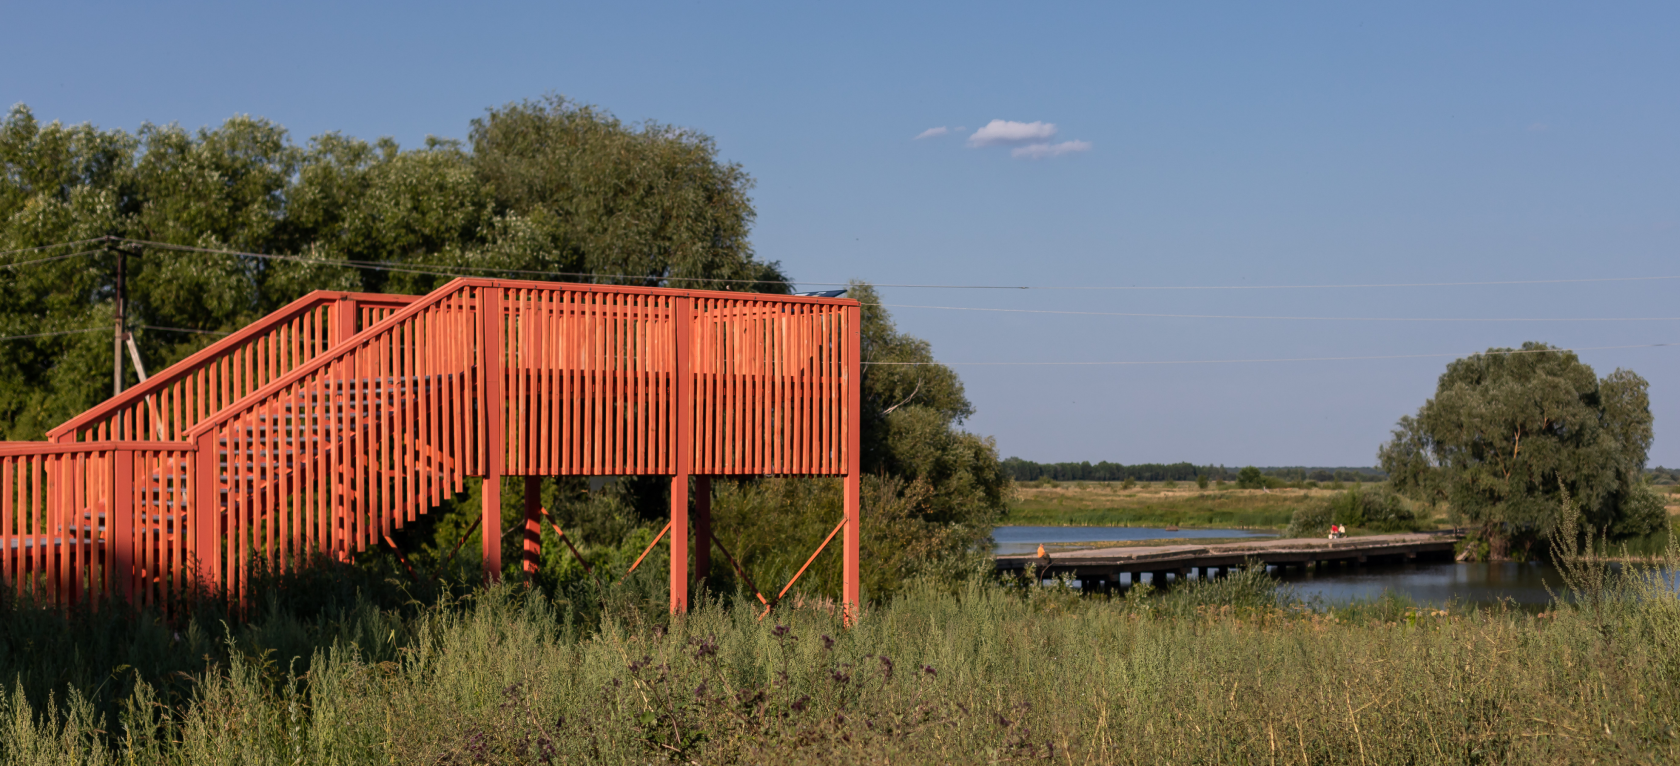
[0,553,1676,763]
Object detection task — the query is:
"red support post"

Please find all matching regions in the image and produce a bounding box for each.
[332,297,359,346]
[671,295,692,613]
[481,287,505,582]
[193,432,217,597]
[523,476,541,579]
[113,448,134,604]
[843,304,861,624]
[694,475,711,589]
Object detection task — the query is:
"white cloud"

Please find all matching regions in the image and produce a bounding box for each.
[914,126,950,140]
[967,119,1058,147]
[1010,140,1092,160]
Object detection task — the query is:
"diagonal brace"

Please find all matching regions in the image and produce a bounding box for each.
[759,517,847,621]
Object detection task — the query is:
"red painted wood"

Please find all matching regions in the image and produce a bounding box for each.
[5,279,861,614]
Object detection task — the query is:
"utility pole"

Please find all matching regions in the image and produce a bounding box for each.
[113,241,126,398]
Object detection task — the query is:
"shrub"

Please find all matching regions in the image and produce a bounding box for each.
[1163,479,1178,489]
[1289,490,1419,537]
[1286,503,1333,538]
[1121,477,1137,489]
[1359,490,1419,532]
[1196,474,1209,489]
[1236,466,1264,489]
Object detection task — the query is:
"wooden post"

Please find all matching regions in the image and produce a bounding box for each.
[671,296,692,613]
[694,476,711,588]
[523,476,541,579]
[480,287,504,582]
[113,244,125,400]
[332,296,359,346]
[113,448,134,604]
[193,432,217,597]
[842,304,861,624]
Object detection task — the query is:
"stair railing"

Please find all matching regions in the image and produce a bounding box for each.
[49,291,418,444]
[0,440,197,610]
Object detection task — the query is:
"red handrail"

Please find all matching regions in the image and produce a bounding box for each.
[49,291,418,443]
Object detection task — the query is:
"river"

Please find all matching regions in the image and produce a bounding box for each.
[994,525,1671,609]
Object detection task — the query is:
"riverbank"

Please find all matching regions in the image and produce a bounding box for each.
[2,570,1677,763]
[1008,481,1386,529]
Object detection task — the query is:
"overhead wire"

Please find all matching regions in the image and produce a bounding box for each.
[872,303,1680,323]
[0,328,107,342]
[0,248,108,269]
[0,325,231,342]
[140,325,231,336]
[6,235,1671,293]
[861,342,1676,366]
[0,238,112,258]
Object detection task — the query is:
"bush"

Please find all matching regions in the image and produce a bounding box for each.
[1286,503,1333,538]
[1288,490,1418,537]
[1121,477,1137,489]
[1163,479,1178,489]
[1236,466,1265,489]
[1196,474,1209,489]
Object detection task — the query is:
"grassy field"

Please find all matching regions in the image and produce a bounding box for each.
[1007,481,1376,529]
[2,551,1678,764]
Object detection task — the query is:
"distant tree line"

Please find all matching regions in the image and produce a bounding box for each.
[1647,467,1679,485]
[1000,458,1384,484]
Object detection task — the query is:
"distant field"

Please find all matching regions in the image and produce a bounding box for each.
[1007,481,1380,529]
[1008,480,1677,531]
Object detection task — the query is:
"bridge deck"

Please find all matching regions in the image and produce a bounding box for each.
[995,531,1463,582]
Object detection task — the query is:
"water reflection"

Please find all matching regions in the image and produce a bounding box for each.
[1280,561,1679,609]
[1280,561,1564,608]
[992,525,1274,556]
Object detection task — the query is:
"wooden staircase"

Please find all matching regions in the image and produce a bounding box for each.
[1,279,863,618]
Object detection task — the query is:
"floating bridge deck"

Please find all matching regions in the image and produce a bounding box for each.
[996,531,1464,588]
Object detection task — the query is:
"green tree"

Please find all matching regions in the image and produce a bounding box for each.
[1379,343,1661,556]
[0,99,783,440]
[1236,466,1265,489]
[467,96,785,292]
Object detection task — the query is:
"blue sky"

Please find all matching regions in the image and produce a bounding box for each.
[5,2,1677,466]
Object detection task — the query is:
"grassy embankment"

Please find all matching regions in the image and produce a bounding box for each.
[3,549,1679,764]
[1010,481,1680,534]
[1008,481,1383,530]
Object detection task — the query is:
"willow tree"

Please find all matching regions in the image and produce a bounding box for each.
[1379,342,1663,557]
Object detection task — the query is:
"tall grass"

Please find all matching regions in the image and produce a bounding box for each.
[1,545,1677,763]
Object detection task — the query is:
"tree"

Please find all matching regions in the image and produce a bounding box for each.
[0,100,783,440]
[1379,343,1661,556]
[1236,466,1265,489]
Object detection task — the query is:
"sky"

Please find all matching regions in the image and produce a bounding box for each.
[4,2,1677,467]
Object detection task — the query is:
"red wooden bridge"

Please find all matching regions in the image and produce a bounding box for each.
[0,279,862,618]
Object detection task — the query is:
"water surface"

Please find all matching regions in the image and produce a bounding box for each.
[996,524,1674,608]
[1279,561,1563,608]
[992,525,1275,556]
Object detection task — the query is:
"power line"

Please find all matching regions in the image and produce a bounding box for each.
[861,342,1675,366]
[6,236,1680,294]
[862,275,1680,291]
[0,328,105,342]
[0,325,230,342]
[0,248,106,269]
[97,238,1680,293]
[874,303,1680,323]
[140,325,231,336]
[0,238,111,258]
[115,237,805,286]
